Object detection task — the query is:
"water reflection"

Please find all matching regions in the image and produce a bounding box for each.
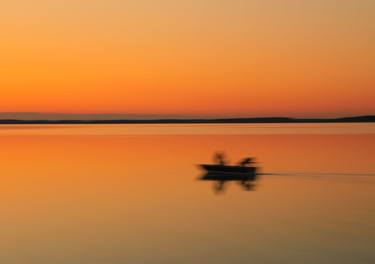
[0,127,374,263]
[200,172,259,193]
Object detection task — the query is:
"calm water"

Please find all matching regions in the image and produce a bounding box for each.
[0,124,374,264]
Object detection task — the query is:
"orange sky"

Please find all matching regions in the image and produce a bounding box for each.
[1,0,374,117]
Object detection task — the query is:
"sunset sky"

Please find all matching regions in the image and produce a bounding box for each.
[1,0,374,117]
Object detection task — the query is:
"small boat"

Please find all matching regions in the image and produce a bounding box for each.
[198,153,259,192]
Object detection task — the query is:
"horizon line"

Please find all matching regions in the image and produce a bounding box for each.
[0,115,374,124]
[0,112,374,120]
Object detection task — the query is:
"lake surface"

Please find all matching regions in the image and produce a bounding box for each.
[0,124,374,264]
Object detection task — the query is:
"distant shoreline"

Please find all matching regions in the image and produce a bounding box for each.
[0,116,374,124]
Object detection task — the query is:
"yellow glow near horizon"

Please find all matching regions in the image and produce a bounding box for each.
[0,0,374,117]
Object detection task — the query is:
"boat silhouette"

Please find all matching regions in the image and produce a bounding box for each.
[199,153,259,192]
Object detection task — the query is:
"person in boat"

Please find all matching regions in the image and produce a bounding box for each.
[214,152,227,165]
[239,157,254,167]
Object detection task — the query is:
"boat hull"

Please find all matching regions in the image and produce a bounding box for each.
[199,164,258,181]
[200,164,257,174]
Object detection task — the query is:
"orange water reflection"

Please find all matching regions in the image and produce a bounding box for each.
[0,129,374,263]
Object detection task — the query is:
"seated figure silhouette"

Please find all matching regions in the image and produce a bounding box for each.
[214,152,227,165]
[238,157,254,167]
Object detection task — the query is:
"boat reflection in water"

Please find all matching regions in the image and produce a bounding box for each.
[199,153,260,193]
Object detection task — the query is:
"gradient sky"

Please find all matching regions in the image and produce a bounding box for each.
[1,0,374,117]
